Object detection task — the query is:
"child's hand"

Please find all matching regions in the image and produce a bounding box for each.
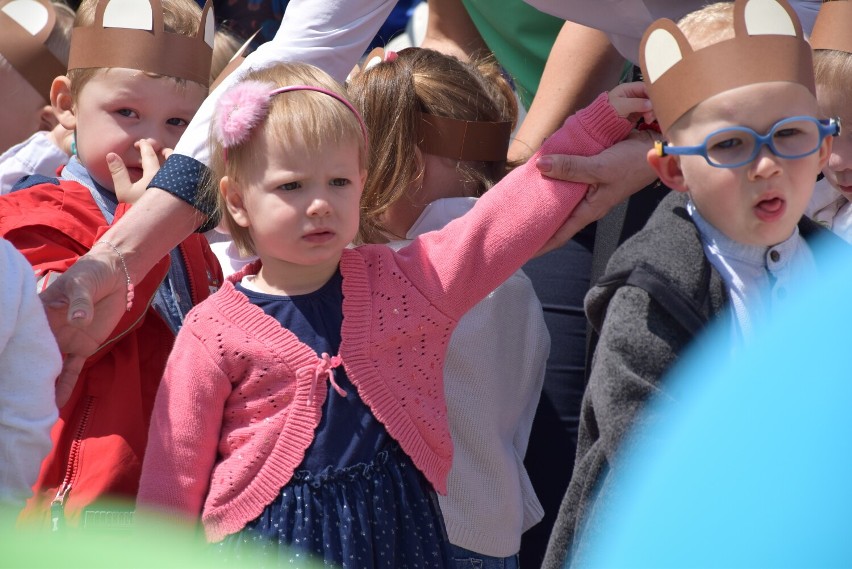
[108,140,171,204]
[608,81,655,126]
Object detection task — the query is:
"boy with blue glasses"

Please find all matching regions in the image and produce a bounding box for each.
[552,0,845,565]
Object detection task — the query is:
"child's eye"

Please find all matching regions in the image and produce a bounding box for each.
[710,137,743,151]
[279,182,301,191]
[116,109,138,119]
[774,127,803,138]
[166,117,189,127]
[330,178,350,187]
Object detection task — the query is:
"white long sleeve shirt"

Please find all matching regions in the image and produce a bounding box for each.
[0,238,61,508]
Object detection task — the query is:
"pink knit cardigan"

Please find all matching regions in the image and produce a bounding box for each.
[137,93,632,542]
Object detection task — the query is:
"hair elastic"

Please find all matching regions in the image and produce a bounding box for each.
[215,81,369,159]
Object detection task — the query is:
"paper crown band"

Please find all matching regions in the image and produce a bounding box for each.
[809,1,852,53]
[418,114,512,162]
[639,0,815,132]
[67,0,214,86]
[0,0,65,97]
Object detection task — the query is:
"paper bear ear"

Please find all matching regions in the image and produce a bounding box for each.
[642,20,691,84]
[741,0,798,36]
[68,0,214,86]
[2,0,54,39]
[809,0,852,54]
[0,0,65,97]
[638,0,813,133]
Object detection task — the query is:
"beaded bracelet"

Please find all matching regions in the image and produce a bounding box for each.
[95,240,135,311]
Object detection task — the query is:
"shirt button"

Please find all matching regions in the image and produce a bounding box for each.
[769,250,780,262]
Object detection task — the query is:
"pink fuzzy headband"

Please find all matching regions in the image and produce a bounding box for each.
[214,81,369,155]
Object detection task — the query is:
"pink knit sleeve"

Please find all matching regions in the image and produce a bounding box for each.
[137,314,232,520]
[393,92,634,319]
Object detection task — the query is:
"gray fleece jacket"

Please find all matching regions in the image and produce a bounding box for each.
[542,190,838,569]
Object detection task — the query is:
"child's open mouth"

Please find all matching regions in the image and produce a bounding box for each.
[754,197,785,221]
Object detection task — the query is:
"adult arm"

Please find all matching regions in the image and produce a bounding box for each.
[419,0,489,61]
[508,21,624,163]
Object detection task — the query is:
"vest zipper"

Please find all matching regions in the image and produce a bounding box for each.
[50,394,95,531]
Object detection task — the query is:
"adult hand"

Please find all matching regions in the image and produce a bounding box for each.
[40,246,128,407]
[110,139,171,205]
[534,130,660,256]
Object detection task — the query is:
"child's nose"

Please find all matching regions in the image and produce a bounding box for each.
[307,193,331,217]
[748,144,782,179]
[827,138,852,172]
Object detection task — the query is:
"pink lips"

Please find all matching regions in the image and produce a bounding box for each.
[754,196,785,222]
[303,229,335,243]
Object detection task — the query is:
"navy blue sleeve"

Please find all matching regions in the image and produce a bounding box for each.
[147,154,219,233]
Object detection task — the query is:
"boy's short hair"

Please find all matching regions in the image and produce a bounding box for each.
[68,0,211,99]
[207,63,368,257]
[639,0,814,134]
[810,1,852,114]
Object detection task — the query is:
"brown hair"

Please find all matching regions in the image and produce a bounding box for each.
[346,47,518,244]
[68,0,204,98]
[207,62,368,256]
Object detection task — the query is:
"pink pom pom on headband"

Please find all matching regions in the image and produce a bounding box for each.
[214,81,369,155]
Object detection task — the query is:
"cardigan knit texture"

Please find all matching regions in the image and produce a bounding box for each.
[137,93,634,542]
[388,197,550,557]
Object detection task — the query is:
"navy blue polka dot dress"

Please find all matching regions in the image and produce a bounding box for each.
[218,270,452,568]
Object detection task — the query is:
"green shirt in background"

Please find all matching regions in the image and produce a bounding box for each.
[462,0,563,109]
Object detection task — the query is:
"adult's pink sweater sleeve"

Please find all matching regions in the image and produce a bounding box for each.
[393,93,633,320]
[137,319,232,519]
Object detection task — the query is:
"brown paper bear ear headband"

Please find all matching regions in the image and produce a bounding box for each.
[0,0,66,98]
[810,1,852,53]
[639,0,815,133]
[68,0,214,86]
[349,47,513,162]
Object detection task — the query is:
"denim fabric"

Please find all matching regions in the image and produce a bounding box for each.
[450,544,520,569]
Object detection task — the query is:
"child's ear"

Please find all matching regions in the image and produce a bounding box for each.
[220,176,250,227]
[647,148,688,192]
[50,76,76,131]
[817,133,833,171]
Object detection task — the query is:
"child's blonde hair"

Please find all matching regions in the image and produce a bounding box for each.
[68,0,205,98]
[208,62,368,256]
[346,47,518,244]
[210,27,244,86]
[813,49,852,114]
[676,2,735,49]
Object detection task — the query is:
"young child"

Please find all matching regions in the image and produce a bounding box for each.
[804,0,852,241]
[346,47,549,567]
[548,1,842,566]
[0,0,75,192]
[0,237,61,512]
[0,0,222,529]
[136,61,649,566]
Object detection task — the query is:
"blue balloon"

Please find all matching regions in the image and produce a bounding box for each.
[581,236,852,568]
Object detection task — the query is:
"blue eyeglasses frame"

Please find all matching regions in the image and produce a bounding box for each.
[655,116,841,168]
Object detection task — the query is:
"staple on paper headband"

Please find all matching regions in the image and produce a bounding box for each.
[418,114,512,162]
[67,0,214,86]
